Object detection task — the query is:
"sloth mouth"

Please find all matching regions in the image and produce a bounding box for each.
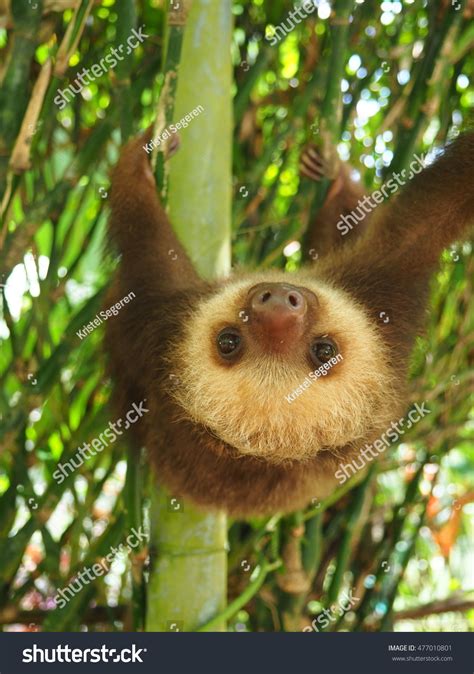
[202,423,326,465]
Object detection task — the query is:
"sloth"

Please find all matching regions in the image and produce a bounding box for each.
[105,128,473,516]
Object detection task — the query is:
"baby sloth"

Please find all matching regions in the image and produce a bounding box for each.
[106,129,474,516]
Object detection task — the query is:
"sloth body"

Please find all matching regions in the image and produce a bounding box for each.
[106,131,473,516]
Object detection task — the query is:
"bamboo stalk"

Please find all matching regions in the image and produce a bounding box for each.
[54,0,94,77]
[352,459,427,630]
[153,0,193,202]
[9,58,52,173]
[278,512,323,631]
[197,559,282,632]
[389,8,459,175]
[114,0,136,142]
[307,0,354,222]
[0,0,44,194]
[146,0,232,633]
[326,466,375,607]
[379,498,430,631]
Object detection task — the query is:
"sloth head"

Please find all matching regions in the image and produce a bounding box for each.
[168,270,399,464]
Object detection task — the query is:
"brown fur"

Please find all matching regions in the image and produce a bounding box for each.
[105,130,474,517]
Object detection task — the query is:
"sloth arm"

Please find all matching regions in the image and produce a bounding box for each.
[316,132,474,357]
[108,128,199,293]
[301,147,370,258]
[106,130,206,411]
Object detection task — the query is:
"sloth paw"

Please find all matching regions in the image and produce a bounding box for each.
[300,145,328,182]
[140,127,180,183]
[142,125,181,159]
[165,132,181,159]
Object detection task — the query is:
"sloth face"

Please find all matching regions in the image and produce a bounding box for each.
[169,271,400,464]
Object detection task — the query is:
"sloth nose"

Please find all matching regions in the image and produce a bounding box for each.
[247,283,307,348]
[250,283,306,316]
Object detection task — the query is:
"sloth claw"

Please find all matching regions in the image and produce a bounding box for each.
[165,132,181,159]
[300,145,329,183]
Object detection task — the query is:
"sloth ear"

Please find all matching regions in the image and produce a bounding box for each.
[109,129,202,294]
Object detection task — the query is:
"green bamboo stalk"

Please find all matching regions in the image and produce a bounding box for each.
[54,0,95,77]
[153,0,193,202]
[197,559,281,632]
[114,0,137,142]
[352,458,427,630]
[379,498,430,631]
[302,468,367,521]
[389,7,459,175]
[227,515,281,572]
[308,0,354,221]
[279,512,323,631]
[111,0,146,631]
[325,466,375,607]
[146,0,232,633]
[280,513,324,631]
[234,47,273,126]
[0,0,43,195]
[124,449,145,631]
[451,19,474,62]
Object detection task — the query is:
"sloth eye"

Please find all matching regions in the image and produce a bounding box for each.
[217,329,242,359]
[310,338,338,365]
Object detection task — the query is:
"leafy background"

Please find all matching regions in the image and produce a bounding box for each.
[0,0,473,632]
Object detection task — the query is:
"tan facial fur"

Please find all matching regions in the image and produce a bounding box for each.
[169,270,400,465]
